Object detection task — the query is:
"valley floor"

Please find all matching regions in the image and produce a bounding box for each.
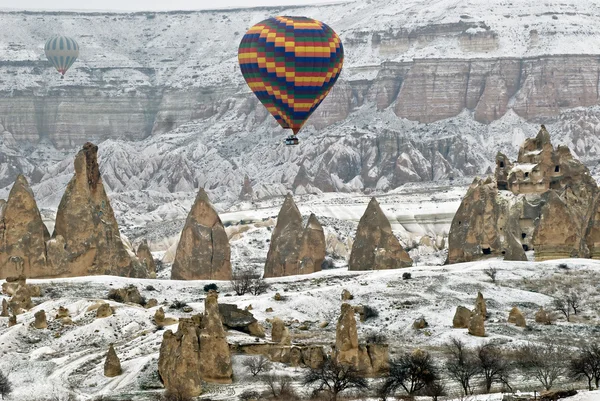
[1,257,599,400]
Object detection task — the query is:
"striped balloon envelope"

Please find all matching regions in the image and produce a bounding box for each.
[238,16,344,138]
[44,35,80,78]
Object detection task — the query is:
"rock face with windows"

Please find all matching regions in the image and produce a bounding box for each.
[448,126,598,263]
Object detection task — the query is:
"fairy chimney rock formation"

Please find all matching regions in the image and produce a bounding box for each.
[50,143,147,278]
[171,189,231,281]
[264,195,326,277]
[0,175,50,279]
[335,303,359,366]
[475,292,487,319]
[468,314,485,337]
[200,291,233,383]
[136,241,156,279]
[239,174,254,201]
[9,282,33,315]
[104,344,122,377]
[349,197,412,271]
[158,291,232,397]
[449,126,599,263]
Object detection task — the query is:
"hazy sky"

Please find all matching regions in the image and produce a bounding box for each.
[6,0,339,12]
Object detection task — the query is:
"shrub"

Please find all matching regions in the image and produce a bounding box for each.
[204,283,219,292]
[0,370,12,400]
[402,272,412,280]
[239,390,260,401]
[558,263,569,270]
[107,292,124,303]
[146,285,157,291]
[365,332,387,344]
[169,300,188,310]
[242,356,272,376]
[484,266,498,284]
[363,305,379,320]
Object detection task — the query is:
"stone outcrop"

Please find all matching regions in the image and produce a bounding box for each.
[96,303,113,319]
[449,126,599,263]
[271,318,291,345]
[144,299,158,309]
[468,314,485,337]
[349,197,412,271]
[508,307,526,327]
[104,344,122,377]
[107,285,144,305]
[136,240,156,279]
[413,317,428,329]
[49,143,148,278]
[264,195,326,278]
[1,299,8,317]
[171,189,231,281]
[234,343,325,369]
[8,282,33,315]
[158,291,232,397]
[335,303,359,366]
[475,292,487,319]
[334,303,388,376]
[453,306,473,328]
[219,303,265,338]
[535,308,552,325]
[200,291,233,383]
[154,307,178,327]
[56,306,70,319]
[341,289,353,301]
[8,314,16,327]
[0,176,50,279]
[33,310,47,329]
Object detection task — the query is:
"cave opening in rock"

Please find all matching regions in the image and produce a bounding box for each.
[499,161,505,168]
[555,165,560,172]
[522,244,529,252]
[521,233,527,239]
[498,183,508,190]
[525,172,530,178]
[482,247,491,255]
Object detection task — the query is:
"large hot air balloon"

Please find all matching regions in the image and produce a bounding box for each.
[44,35,80,78]
[238,16,344,145]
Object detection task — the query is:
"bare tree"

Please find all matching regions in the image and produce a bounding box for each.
[445,338,481,395]
[484,266,498,284]
[477,343,512,393]
[231,267,256,296]
[424,380,447,401]
[553,298,571,322]
[242,356,272,377]
[0,371,11,400]
[567,293,581,315]
[570,344,600,391]
[516,342,568,390]
[250,276,270,296]
[303,357,368,401]
[379,350,438,398]
[262,374,298,400]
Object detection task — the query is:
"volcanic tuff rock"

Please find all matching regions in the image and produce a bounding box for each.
[33,310,47,329]
[49,143,147,278]
[8,314,16,327]
[1,299,7,317]
[271,318,291,345]
[136,241,156,279]
[508,307,527,327]
[96,303,113,319]
[264,195,326,278]
[475,292,487,319]
[468,314,485,337]
[9,282,33,315]
[453,306,473,328]
[104,344,122,377]
[158,291,232,396]
[349,197,412,271]
[535,308,552,325]
[107,285,144,305]
[449,126,599,263]
[171,189,231,281]
[234,343,325,369]
[218,303,265,338]
[0,176,50,279]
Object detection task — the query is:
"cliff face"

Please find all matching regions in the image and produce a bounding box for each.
[4,1,600,209]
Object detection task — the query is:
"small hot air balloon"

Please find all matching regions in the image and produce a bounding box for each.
[238,16,344,145]
[44,35,80,79]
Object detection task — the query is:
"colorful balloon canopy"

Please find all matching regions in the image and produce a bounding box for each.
[44,35,80,77]
[238,16,344,136]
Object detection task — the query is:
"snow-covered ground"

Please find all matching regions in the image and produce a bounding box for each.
[2,257,599,400]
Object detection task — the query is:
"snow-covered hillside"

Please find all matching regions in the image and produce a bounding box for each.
[2,258,599,400]
[3,0,600,236]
